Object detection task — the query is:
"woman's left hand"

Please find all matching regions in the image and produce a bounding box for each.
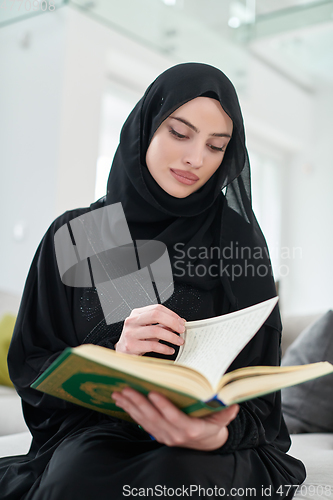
[112,388,239,451]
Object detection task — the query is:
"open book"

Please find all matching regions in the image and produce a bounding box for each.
[31,297,333,420]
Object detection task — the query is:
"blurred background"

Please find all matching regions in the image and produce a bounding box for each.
[0,0,332,317]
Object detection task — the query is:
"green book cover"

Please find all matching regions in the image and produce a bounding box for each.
[31,347,224,421]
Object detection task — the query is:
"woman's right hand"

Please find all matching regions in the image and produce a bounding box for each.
[114,304,186,356]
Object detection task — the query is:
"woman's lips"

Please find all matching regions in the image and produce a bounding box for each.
[170,169,199,185]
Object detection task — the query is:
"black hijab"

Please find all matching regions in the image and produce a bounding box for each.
[106,62,281,332]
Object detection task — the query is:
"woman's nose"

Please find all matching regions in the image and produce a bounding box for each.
[183,142,205,168]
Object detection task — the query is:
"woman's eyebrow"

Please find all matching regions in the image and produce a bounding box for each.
[170,116,231,138]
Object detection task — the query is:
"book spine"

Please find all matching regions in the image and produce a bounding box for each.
[206,395,227,407]
[183,397,226,415]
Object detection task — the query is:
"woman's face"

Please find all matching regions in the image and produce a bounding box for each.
[145,97,233,198]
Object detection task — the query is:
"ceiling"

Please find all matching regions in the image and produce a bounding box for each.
[77,0,333,90]
[1,0,332,89]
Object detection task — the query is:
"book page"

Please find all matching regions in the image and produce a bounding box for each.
[174,297,278,391]
[218,362,333,406]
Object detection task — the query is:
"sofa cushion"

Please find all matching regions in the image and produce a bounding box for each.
[0,314,16,387]
[0,431,32,458]
[281,313,322,356]
[0,386,29,436]
[288,433,333,498]
[282,310,333,433]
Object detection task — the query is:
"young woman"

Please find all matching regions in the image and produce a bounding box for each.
[0,63,305,499]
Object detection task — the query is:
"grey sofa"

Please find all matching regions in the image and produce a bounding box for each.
[0,290,30,440]
[0,290,332,499]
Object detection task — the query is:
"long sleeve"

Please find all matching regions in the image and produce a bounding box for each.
[219,405,260,452]
[7,207,111,434]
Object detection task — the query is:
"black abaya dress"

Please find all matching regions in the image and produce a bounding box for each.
[0,203,306,500]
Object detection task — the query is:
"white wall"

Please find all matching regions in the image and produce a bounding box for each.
[54,8,105,216]
[238,55,323,316]
[0,10,66,296]
[55,6,173,217]
[279,85,333,315]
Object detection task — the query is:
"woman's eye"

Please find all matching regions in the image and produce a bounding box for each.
[169,127,225,152]
[169,128,187,139]
[209,145,225,152]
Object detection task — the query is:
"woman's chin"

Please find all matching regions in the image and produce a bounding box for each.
[167,190,194,199]
[162,182,199,198]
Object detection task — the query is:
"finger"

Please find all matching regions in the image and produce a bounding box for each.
[121,388,165,415]
[138,339,176,355]
[147,392,192,428]
[141,325,184,346]
[136,390,193,443]
[147,392,222,448]
[130,305,186,335]
[112,389,168,430]
[156,325,174,332]
[117,389,185,436]
[113,388,161,416]
[143,304,185,323]
[123,324,184,353]
[112,390,151,422]
[116,336,177,356]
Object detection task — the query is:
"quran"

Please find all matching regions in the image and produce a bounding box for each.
[31,297,333,419]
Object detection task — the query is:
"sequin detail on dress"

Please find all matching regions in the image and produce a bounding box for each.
[80,282,224,350]
[80,288,102,322]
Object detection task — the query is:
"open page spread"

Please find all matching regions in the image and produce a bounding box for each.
[175,297,278,390]
[218,361,333,406]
